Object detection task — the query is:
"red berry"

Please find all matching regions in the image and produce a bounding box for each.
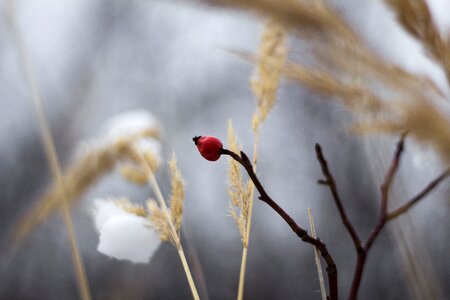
[193,136,223,161]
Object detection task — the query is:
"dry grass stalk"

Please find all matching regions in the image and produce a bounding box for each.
[386,0,450,84]
[308,208,327,300]
[26,88,93,300]
[7,2,92,298]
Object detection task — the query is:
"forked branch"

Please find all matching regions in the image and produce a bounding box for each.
[315,135,449,300]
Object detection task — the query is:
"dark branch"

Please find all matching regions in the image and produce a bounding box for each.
[221,148,338,300]
[387,168,450,221]
[315,143,362,253]
[379,133,406,217]
[349,134,406,300]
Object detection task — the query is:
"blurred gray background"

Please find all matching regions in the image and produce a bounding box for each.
[0,0,449,299]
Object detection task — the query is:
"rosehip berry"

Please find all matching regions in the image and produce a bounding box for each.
[193,136,223,161]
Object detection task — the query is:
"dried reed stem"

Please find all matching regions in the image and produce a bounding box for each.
[237,246,249,300]
[237,125,260,300]
[138,149,200,300]
[308,208,327,300]
[8,3,92,299]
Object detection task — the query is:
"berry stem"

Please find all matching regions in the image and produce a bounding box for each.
[221,148,338,300]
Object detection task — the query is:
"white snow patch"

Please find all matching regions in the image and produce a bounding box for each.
[93,199,161,264]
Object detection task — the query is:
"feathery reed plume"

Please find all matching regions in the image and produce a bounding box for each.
[117,153,186,243]
[251,18,287,124]
[386,0,450,85]
[14,128,160,244]
[227,121,252,244]
[284,59,450,158]
[147,200,171,242]
[308,208,327,300]
[235,18,287,300]
[169,156,185,236]
[283,63,386,113]
[6,2,92,298]
[120,164,150,186]
[211,0,356,41]
[137,151,200,300]
[212,0,443,93]
[91,148,199,298]
[115,198,147,217]
[352,100,450,164]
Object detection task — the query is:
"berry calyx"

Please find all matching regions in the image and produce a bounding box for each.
[193,136,223,161]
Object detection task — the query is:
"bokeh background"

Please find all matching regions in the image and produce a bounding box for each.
[1,0,449,299]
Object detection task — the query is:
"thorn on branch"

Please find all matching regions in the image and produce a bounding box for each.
[318,179,329,185]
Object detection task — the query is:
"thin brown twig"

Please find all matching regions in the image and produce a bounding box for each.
[387,168,450,221]
[379,133,407,218]
[220,148,338,300]
[315,144,362,253]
